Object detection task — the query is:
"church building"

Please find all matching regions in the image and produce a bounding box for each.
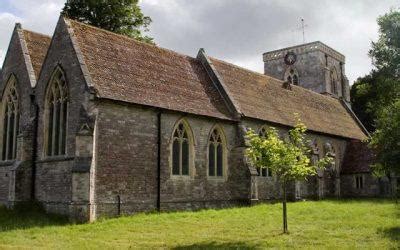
[0,16,396,221]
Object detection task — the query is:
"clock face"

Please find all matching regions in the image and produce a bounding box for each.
[284,52,297,65]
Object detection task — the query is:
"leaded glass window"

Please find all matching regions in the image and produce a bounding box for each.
[172,122,191,176]
[46,68,68,156]
[208,128,224,177]
[1,76,19,161]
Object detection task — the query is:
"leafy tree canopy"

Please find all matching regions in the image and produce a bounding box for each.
[351,10,400,132]
[62,0,153,43]
[370,10,400,77]
[350,9,400,176]
[370,100,400,175]
[351,70,400,132]
[245,117,332,233]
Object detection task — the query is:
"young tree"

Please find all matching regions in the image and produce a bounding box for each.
[62,0,153,43]
[245,118,332,233]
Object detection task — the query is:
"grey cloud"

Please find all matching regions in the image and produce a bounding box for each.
[1,0,399,83]
[142,0,399,83]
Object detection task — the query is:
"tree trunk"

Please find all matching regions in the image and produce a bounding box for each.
[282,180,288,233]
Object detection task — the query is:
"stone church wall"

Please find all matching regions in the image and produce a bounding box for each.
[34,18,92,215]
[0,26,37,206]
[93,101,250,218]
[340,174,388,197]
[93,101,159,217]
[158,112,249,211]
[263,42,348,99]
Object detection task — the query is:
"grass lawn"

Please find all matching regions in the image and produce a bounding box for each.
[0,199,398,249]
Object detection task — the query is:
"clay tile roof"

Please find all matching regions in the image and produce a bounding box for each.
[341,140,374,174]
[210,58,368,140]
[67,19,232,120]
[22,30,51,79]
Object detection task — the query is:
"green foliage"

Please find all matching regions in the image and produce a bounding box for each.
[245,118,332,183]
[62,0,154,43]
[350,9,400,175]
[0,200,398,248]
[369,10,400,76]
[351,71,400,132]
[245,117,332,233]
[370,100,400,175]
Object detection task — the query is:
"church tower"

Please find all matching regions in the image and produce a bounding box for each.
[263,41,350,102]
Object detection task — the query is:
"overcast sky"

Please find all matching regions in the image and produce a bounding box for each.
[0,0,398,83]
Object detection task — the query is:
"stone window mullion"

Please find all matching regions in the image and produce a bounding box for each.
[61,100,68,154]
[12,108,18,159]
[215,142,218,176]
[51,98,57,156]
[2,105,8,161]
[179,139,183,175]
[58,99,65,155]
[5,106,11,160]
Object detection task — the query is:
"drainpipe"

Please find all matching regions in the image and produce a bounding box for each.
[156,110,162,211]
[30,94,38,200]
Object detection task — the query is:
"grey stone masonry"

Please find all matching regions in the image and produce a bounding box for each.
[0,24,37,207]
[263,41,351,102]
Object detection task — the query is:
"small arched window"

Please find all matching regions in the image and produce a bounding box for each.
[208,127,225,177]
[284,67,299,85]
[172,121,193,176]
[257,126,272,177]
[45,68,68,156]
[1,76,19,161]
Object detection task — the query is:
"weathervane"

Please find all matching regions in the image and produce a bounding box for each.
[300,18,307,44]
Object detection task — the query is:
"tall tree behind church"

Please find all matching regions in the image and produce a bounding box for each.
[351,10,400,176]
[351,10,400,132]
[62,0,153,43]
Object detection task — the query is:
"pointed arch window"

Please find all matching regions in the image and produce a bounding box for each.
[208,127,226,177]
[45,68,68,156]
[172,121,193,176]
[1,76,19,161]
[257,126,272,177]
[330,69,338,95]
[284,67,299,85]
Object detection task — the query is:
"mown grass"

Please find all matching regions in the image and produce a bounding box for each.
[0,199,398,249]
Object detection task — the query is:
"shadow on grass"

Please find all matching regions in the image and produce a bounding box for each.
[173,241,259,250]
[378,227,400,243]
[0,203,69,232]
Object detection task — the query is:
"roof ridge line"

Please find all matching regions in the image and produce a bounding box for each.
[209,56,346,104]
[22,29,51,39]
[197,49,242,120]
[64,17,199,62]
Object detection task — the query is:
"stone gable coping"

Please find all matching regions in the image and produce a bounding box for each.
[197,48,242,120]
[62,17,96,94]
[16,24,37,88]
